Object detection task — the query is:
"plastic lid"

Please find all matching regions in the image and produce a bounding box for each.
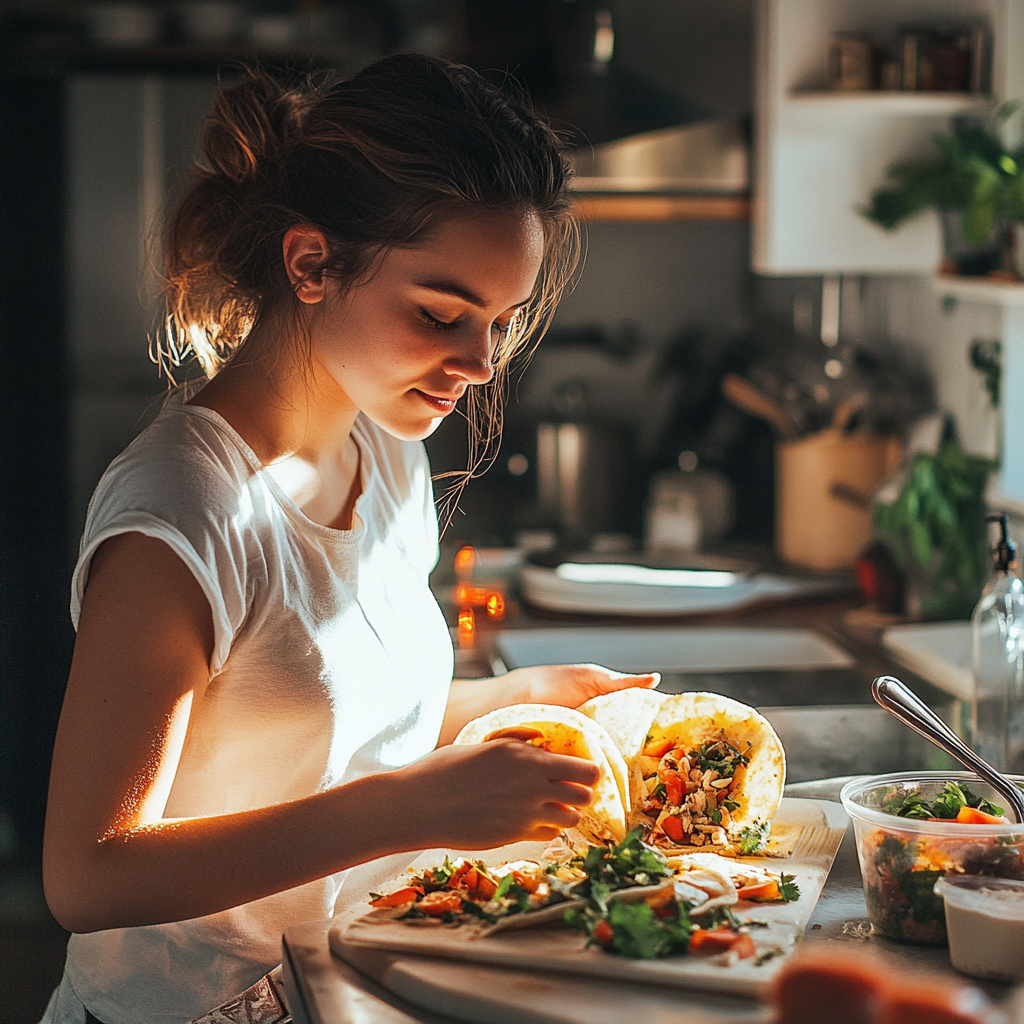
[935,875,1024,919]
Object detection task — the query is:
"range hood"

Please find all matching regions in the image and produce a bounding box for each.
[569,118,750,194]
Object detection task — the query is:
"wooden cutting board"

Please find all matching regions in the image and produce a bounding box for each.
[331,798,847,1003]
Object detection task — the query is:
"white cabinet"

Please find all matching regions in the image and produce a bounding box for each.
[753,0,1024,275]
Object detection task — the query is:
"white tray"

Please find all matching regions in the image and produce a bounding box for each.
[332,798,848,1002]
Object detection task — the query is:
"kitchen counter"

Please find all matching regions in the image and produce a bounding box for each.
[281,779,1010,1024]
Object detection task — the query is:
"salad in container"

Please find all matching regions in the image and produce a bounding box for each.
[840,771,1024,945]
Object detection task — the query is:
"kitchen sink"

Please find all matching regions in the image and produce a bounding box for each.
[494,625,855,674]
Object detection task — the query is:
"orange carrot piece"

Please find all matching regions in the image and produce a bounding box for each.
[643,737,675,758]
[737,880,782,902]
[418,891,464,916]
[955,806,1009,825]
[369,886,423,908]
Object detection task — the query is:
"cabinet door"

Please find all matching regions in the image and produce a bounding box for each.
[753,0,1012,275]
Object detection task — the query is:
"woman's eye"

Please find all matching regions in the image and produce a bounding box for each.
[420,309,459,331]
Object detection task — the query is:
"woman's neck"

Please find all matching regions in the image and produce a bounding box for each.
[189,343,364,530]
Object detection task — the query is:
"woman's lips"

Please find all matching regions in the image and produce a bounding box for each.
[414,390,461,413]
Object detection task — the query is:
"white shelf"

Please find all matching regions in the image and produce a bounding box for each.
[787,91,995,116]
[931,274,1024,307]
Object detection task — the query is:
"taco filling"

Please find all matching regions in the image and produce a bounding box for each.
[639,729,751,849]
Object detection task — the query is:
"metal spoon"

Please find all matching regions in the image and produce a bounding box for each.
[872,675,1024,824]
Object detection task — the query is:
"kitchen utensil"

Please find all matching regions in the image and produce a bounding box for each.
[722,373,800,438]
[831,391,870,432]
[871,675,1024,824]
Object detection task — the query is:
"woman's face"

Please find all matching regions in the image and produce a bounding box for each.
[311,209,545,441]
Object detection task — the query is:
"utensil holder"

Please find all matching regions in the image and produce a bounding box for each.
[776,431,900,571]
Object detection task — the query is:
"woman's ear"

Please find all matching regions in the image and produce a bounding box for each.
[282,225,332,304]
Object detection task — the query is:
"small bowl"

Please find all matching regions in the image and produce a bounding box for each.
[935,875,1024,981]
[840,771,1024,946]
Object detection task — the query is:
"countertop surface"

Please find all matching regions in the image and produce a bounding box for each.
[282,778,1007,1024]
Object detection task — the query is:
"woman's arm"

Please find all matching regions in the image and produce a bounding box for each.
[437,664,660,746]
[44,534,599,933]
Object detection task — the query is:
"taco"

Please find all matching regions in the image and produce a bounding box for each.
[582,689,785,854]
[638,692,785,853]
[453,704,630,844]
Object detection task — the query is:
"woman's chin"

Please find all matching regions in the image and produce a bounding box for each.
[367,412,447,443]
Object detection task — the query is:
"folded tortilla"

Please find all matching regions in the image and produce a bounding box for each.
[582,689,785,853]
[453,704,630,844]
[578,688,666,822]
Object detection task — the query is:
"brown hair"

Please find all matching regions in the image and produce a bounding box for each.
[158,53,580,503]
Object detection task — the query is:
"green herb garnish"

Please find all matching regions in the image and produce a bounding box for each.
[777,874,801,903]
[883,781,1003,820]
[737,820,771,855]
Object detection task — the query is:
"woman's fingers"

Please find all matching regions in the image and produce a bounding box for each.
[548,780,594,809]
[540,750,601,787]
[539,802,582,830]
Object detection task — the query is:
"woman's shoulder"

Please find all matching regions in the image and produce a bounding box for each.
[87,402,258,526]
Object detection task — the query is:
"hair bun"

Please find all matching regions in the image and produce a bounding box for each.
[201,71,313,184]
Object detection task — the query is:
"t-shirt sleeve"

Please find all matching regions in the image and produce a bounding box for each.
[70,419,253,676]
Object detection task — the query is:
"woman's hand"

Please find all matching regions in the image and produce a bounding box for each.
[438,663,658,746]
[504,662,660,709]
[398,740,600,849]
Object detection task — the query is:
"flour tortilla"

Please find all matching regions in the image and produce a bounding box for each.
[645,692,786,834]
[453,704,630,844]
[578,689,667,818]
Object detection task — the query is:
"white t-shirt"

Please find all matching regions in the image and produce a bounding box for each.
[51,400,454,1024]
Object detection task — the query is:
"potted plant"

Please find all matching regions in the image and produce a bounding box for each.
[862,104,1024,277]
[873,433,994,620]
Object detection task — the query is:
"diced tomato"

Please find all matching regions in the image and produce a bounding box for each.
[474,872,497,899]
[418,891,464,916]
[689,927,755,958]
[643,736,675,758]
[660,815,685,843]
[593,919,614,947]
[661,769,685,806]
[446,861,471,890]
[955,805,1009,825]
[369,886,423,908]
[737,880,782,902]
[512,870,541,893]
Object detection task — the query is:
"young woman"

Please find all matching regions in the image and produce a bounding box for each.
[41,54,656,1024]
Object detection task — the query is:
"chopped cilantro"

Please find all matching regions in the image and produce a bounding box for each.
[777,874,800,903]
[883,781,1003,820]
[577,828,672,901]
[567,896,693,959]
[737,820,771,855]
[493,872,515,900]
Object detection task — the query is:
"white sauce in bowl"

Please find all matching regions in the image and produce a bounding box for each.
[935,876,1024,982]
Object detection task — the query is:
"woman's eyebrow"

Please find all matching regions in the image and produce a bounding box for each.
[415,279,532,309]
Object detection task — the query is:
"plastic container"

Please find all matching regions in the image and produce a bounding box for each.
[841,771,1024,945]
[935,875,1024,981]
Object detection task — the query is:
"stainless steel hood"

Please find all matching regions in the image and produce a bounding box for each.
[570,118,749,194]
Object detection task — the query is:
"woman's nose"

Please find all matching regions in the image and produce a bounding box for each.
[442,331,495,385]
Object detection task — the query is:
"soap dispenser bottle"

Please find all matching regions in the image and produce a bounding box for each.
[971,513,1024,771]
